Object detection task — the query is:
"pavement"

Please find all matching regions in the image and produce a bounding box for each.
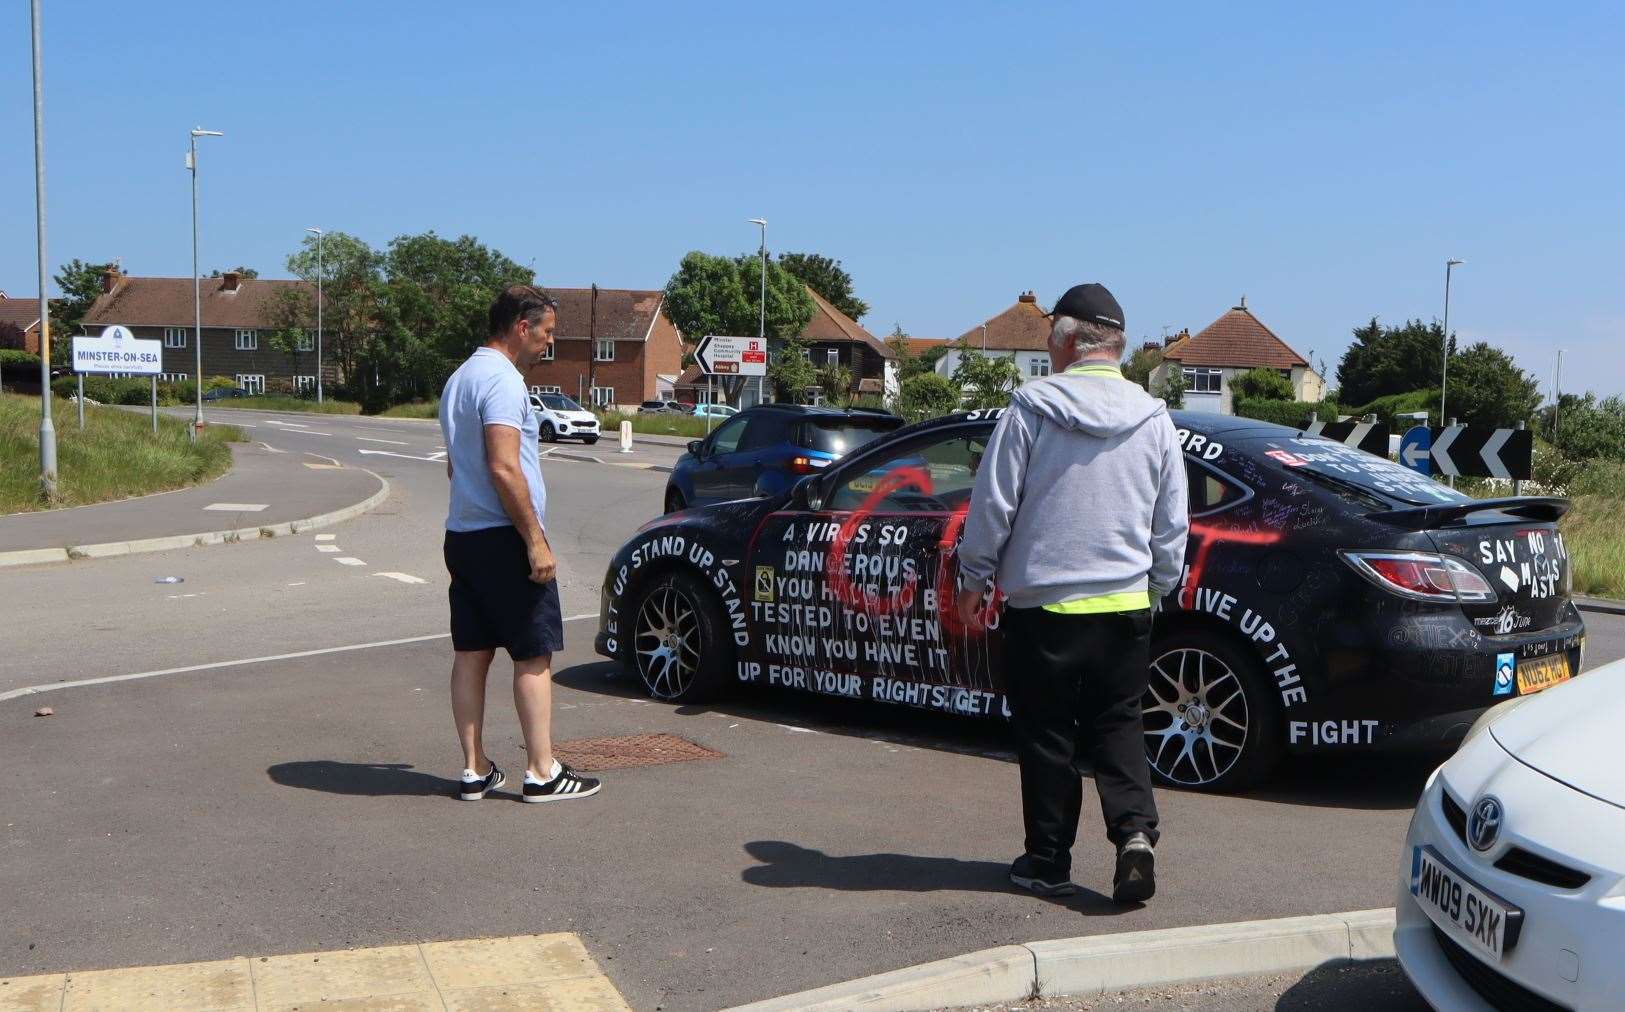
[3,408,1621,1011]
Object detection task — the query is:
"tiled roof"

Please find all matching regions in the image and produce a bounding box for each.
[0,297,42,332]
[546,288,666,341]
[1162,302,1308,369]
[83,275,317,329]
[903,337,948,357]
[952,292,1050,351]
[799,287,894,358]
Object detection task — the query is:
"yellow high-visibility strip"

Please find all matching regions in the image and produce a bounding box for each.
[1064,363,1126,378]
[1042,590,1151,614]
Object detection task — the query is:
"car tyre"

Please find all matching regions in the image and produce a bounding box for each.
[630,570,733,704]
[1141,627,1282,793]
[540,421,557,442]
[582,435,599,445]
[664,488,685,514]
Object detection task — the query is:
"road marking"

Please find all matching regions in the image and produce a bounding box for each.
[255,441,286,453]
[315,534,335,542]
[429,450,447,461]
[358,448,444,463]
[286,581,306,587]
[303,452,343,468]
[375,572,427,585]
[316,545,342,553]
[356,436,409,445]
[267,419,309,427]
[334,557,366,566]
[203,503,269,512]
[0,614,599,701]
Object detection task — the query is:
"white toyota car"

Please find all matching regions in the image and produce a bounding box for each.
[1396,658,1622,1011]
[529,391,601,444]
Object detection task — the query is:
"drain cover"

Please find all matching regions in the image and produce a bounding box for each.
[554,733,724,772]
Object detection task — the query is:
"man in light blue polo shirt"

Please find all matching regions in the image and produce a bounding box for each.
[439,285,601,805]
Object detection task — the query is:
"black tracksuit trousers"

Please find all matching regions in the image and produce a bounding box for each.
[1003,605,1160,879]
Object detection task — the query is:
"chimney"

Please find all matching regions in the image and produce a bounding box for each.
[221,271,242,293]
[101,265,122,294]
[1017,290,1037,304]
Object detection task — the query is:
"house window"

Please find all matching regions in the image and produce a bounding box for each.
[540,342,554,361]
[293,375,317,393]
[160,372,188,383]
[590,386,615,408]
[235,374,265,395]
[1029,358,1050,377]
[164,327,187,349]
[826,348,839,367]
[295,331,315,352]
[1183,367,1222,393]
[234,329,258,351]
[800,347,812,362]
[594,339,614,362]
[532,385,562,395]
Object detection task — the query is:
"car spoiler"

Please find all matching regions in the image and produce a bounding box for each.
[1367,496,1570,529]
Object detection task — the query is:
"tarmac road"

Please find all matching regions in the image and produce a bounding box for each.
[2,409,1621,1010]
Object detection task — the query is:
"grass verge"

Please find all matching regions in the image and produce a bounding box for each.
[598,410,717,439]
[377,400,439,418]
[1559,495,1625,599]
[206,396,362,414]
[0,395,244,513]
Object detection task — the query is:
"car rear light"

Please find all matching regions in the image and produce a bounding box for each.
[1339,550,1497,603]
[789,456,830,474]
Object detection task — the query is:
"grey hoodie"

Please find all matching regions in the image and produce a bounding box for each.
[958,364,1189,609]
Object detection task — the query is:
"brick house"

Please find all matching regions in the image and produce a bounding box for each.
[79,267,329,393]
[0,296,43,355]
[937,291,1056,384]
[518,288,684,410]
[1151,297,1326,414]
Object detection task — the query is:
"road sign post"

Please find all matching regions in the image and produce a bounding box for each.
[71,324,163,434]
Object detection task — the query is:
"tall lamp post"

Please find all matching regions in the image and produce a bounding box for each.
[1439,258,1463,424]
[188,127,223,437]
[748,218,767,405]
[29,0,57,497]
[305,227,324,403]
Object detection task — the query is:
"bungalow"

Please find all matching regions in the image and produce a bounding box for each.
[518,287,685,410]
[1150,297,1325,414]
[937,291,1055,384]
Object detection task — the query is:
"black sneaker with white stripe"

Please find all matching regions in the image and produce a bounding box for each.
[523,761,601,803]
[458,759,505,801]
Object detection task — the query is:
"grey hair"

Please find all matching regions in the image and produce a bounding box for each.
[1050,315,1126,358]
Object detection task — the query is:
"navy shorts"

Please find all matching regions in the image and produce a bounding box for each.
[443,526,564,660]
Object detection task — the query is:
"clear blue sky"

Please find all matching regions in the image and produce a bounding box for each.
[5,2,1622,399]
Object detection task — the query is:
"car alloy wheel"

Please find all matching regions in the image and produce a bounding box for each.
[634,582,702,700]
[1143,647,1250,788]
[540,421,557,442]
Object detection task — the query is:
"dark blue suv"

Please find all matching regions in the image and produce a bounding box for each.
[663,404,902,512]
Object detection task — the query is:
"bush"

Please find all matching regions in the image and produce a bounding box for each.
[1230,368,1293,401]
[1348,389,1438,430]
[377,400,440,419]
[0,349,41,369]
[896,372,962,423]
[1232,398,1343,428]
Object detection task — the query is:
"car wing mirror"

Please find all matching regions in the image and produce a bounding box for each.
[687,439,705,457]
[792,474,824,511]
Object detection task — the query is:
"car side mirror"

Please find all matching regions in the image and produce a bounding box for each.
[687,439,705,457]
[792,474,824,511]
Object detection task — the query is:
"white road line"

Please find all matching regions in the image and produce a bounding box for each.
[356,436,410,445]
[278,429,335,437]
[374,572,427,585]
[358,449,444,463]
[315,534,335,542]
[287,582,306,587]
[256,442,287,453]
[203,503,269,512]
[304,452,343,467]
[316,545,342,553]
[334,557,367,566]
[0,614,600,702]
[267,420,309,427]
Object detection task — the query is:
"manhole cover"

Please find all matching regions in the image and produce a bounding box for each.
[554,733,724,772]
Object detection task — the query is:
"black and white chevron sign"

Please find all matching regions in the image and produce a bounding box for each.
[1303,418,1390,457]
[1427,425,1533,480]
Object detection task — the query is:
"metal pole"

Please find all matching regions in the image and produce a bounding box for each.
[192,132,201,437]
[315,229,323,404]
[1513,420,1525,497]
[30,0,58,498]
[77,373,83,429]
[1447,416,1458,490]
[151,375,158,433]
[758,223,766,407]
[1440,259,1461,424]
[1553,350,1564,440]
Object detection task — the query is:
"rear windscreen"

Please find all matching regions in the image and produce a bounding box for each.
[802,419,902,455]
[1241,435,1470,506]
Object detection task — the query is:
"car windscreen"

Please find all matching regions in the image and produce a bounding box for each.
[801,418,903,455]
[1235,434,1470,507]
[539,394,584,412]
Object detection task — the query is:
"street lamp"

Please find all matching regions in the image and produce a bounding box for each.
[29,0,56,497]
[305,227,324,404]
[189,127,223,437]
[1439,258,1463,424]
[748,218,767,405]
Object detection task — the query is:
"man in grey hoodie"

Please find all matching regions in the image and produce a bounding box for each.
[956,282,1188,904]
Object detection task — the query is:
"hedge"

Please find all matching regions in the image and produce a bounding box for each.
[51,374,239,406]
[0,349,42,369]
[1231,398,1344,429]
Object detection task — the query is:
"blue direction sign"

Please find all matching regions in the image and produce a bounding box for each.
[1400,425,1432,476]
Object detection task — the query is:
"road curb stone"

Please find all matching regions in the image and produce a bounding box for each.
[725,908,1396,1011]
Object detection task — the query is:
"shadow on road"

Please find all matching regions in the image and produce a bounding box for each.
[1274,957,1428,1010]
[267,760,458,797]
[740,840,1134,916]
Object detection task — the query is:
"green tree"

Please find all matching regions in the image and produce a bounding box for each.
[768,335,818,403]
[1154,364,1186,408]
[817,363,853,408]
[885,324,913,373]
[903,341,949,382]
[953,348,1022,410]
[1444,342,1541,429]
[895,372,961,422]
[50,258,112,337]
[209,266,260,278]
[286,231,382,391]
[1230,367,1294,401]
[1122,343,1163,390]
[777,252,868,321]
[1542,393,1625,462]
[265,287,315,386]
[1335,318,1449,406]
[663,251,815,404]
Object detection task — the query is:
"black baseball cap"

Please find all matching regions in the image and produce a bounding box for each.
[1047,283,1125,332]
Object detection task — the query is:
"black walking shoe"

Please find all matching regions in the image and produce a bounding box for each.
[1009,854,1077,897]
[522,762,602,803]
[458,759,505,801]
[1112,832,1156,903]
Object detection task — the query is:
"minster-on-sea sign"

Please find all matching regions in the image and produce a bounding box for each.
[71,325,162,377]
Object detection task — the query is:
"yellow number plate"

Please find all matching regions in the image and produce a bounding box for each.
[1516,654,1571,695]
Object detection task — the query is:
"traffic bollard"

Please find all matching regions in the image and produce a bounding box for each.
[619,420,633,453]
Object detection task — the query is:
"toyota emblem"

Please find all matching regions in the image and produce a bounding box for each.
[1468,795,1504,852]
